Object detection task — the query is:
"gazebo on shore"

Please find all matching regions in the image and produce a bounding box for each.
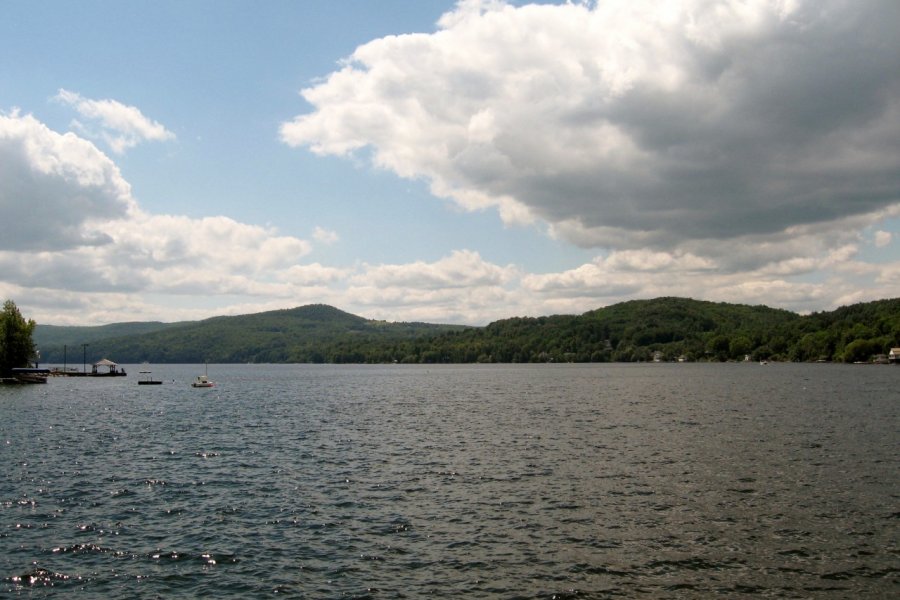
[91,358,127,376]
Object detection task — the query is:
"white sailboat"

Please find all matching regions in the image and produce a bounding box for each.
[191,363,214,388]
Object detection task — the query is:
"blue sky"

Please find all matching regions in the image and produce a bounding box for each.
[1,0,899,325]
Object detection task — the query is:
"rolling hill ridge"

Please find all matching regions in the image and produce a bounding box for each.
[34,297,900,364]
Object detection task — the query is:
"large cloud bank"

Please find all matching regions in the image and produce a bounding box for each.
[281,0,900,260]
[0,109,530,325]
[0,110,314,323]
[3,0,900,327]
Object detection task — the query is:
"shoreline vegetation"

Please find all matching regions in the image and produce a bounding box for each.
[0,300,39,382]
[33,297,900,365]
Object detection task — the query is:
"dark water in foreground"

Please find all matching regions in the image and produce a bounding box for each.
[1,363,897,598]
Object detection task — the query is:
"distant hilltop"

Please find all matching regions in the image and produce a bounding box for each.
[34,297,900,365]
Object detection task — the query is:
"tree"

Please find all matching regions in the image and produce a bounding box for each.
[729,335,752,360]
[792,330,836,362]
[840,338,883,363]
[707,334,730,361]
[0,300,37,375]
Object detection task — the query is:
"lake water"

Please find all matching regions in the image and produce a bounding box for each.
[1,363,897,598]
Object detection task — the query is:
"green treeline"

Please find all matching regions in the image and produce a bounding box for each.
[0,300,38,375]
[424,297,900,363]
[34,297,900,365]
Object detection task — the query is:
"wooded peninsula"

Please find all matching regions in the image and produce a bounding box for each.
[32,297,900,365]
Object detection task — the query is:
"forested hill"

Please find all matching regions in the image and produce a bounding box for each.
[35,304,468,364]
[34,297,900,364]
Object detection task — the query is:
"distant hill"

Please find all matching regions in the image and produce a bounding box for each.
[460,296,898,363]
[34,297,900,364]
[35,304,469,364]
[400,297,805,363]
[35,321,182,355]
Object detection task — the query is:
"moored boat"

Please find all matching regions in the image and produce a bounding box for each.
[191,374,214,388]
[7,368,50,384]
[191,363,214,388]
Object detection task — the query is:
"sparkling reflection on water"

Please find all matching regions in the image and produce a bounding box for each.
[1,363,897,598]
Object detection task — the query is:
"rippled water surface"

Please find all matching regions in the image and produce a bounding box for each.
[1,363,897,598]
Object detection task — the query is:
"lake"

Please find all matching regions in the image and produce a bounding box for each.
[1,363,897,598]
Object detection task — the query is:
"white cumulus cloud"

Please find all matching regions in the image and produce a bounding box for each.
[282,0,900,258]
[874,230,893,248]
[56,89,175,154]
[355,249,517,290]
[313,226,340,244]
[0,111,318,323]
[0,109,136,251]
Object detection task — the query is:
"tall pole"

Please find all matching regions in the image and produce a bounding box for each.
[64,344,67,373]
[82,343,88,375]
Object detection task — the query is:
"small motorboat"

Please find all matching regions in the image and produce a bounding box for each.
[191,374,214,388]
[191,363,214,388]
